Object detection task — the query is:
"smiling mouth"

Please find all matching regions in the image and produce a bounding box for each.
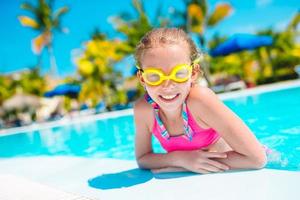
[159,93,180,102]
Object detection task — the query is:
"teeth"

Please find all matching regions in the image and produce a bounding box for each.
[161,94,177,100]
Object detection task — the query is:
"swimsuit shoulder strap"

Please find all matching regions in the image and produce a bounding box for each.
[182,101,193,140]
[144,93,193,141]
[144,93,169,138]
[144,93,158,109]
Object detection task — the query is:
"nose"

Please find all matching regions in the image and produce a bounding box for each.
[161,78,176,88]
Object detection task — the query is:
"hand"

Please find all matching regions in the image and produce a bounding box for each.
[151,167,187,174]
[177,150,230,174]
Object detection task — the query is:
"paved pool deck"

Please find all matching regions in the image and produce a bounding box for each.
[0,156,300,200]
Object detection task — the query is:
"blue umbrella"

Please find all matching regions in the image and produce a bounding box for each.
[44,84,81,98]
[210,34,273,57]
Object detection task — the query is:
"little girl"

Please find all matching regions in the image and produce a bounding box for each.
[133,28,266,174]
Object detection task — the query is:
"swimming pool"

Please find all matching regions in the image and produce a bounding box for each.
[0,82,299,171]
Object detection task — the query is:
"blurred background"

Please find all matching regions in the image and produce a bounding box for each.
[0,0,299,129]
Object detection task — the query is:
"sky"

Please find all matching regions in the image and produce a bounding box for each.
[0,0,299,77]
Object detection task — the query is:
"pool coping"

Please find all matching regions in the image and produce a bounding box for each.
[1,79,300,137]
[1,156,299,200]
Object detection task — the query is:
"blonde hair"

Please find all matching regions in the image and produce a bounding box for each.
[134,28,201,68]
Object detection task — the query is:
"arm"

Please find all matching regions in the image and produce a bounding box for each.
[190,87,267,169]
[214,150,266,170]
[133,99,180,169]
[133,98,229,173]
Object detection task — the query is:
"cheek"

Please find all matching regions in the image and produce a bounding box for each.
[144,78,192,93]
[144,86,161,102]
[179,80,192,89]
[146,85,161,94]
[177,80,193,96]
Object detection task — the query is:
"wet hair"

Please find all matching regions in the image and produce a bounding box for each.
[134,28,201,68]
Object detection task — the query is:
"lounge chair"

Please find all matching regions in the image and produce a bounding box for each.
[211,75,247,93]
[225,80,247,91]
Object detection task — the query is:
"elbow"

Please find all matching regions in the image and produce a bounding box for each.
[136,158,145,169]
[251,151,267,169]
[136,154,150,170]
[136,160,148,169]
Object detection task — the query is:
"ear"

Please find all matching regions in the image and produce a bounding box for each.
[191,63,202,82]
[137,70,146,87]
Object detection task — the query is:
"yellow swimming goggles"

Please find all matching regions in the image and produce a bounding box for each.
[137,58,200,86]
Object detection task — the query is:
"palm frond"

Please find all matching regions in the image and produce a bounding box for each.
[287,11,300,31]
[53,6,69,29]
[31,32,51,54]
[132,0,144,15]
[207,3,232,27]
[53,6,69,19]
[18,16,39,29]
[20,2,36,12]
[194,0,208,17]
[187,4,204,34]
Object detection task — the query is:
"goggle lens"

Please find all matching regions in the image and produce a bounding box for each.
[141,64,192,86]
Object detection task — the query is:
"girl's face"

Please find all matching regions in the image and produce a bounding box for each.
[138,43,197,111]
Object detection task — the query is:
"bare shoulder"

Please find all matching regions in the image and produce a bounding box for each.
[133,96,154,132]
[187,85,219,108]
[186,86,222,128]
[134,96,153,113]
[187,85,240,131]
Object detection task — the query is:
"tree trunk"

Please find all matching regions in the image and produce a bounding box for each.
[47,43,57,77]
[37,54,42,68]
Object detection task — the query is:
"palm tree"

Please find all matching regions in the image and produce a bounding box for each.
[18,0,69,76]
[255,11,300,82]
[109,0,153,54]
[110,0,173,52]
[110,0,172,99]
[170,0,232,48]
[168,0,233,86]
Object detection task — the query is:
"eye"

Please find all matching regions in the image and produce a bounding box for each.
[175,68,189,78]
[146,73,160,82]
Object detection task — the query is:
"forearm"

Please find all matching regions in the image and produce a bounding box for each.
[214,150,267,170]
[137,151,182,170]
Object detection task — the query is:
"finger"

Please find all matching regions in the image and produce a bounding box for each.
[151,167,187,173]
[151,168,173,173]
[194,168,210,174]
[151,169,161,173]
[201,151,227,158]
[200,163,223,173]
[206,159,230,170]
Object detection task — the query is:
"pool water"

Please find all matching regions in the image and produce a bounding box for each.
[223,86,300,171]
[0,86,299,171]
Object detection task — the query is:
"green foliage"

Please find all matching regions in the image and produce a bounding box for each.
[13,0,300,116]
[0,68,46,106]
[170,0,232,47]
[110,0,152,53]
[75,37,129,108]
[272,55,300,71]
[19,0,69,76]
[0,76,15,104]
[17,68,47,95]
[20,0,69,33]
[208,33,228,50]
[209,10,300,85]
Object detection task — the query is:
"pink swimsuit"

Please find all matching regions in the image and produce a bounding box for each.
[145,94,220,152]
